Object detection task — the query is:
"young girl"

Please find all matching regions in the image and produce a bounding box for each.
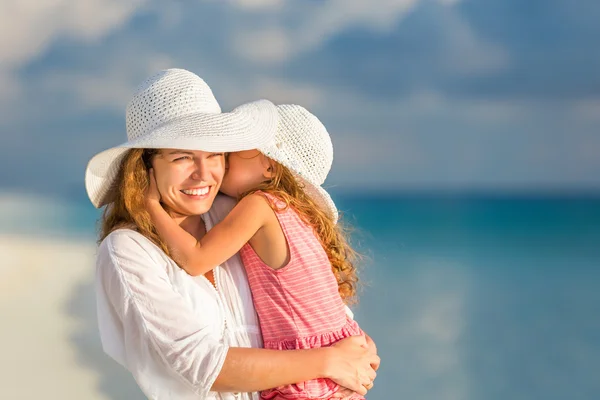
[146,104,366,400]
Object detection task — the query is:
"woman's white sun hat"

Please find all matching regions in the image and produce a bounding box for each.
[85,68,278,208]
[258,104,338,223]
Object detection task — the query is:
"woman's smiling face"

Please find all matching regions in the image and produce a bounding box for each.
[151,149,226,219]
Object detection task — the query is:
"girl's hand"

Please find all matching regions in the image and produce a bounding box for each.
[146,168,161,205]
[324,335,379,396]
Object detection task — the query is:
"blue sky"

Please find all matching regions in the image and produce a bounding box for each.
[1,0,599,200]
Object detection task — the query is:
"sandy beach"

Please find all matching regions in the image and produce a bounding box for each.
[0,234,144,399]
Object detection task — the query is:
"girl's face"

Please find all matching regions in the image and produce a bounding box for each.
[151,149,226,218]
[220,150,272,198]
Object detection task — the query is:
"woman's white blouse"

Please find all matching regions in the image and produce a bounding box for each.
[95,195,262,400]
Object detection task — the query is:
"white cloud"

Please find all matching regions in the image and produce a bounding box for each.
[331,132,427,180]
[233,27,291,64]
[0,0,145,103]
[0,0,144,66]
[571,99,600,123]
[212,74,324,112]
[41,53,176,110]
[230,0,420,65]
[438,0,463,5]
[323,86,528,127]
[227,0,507,77]
[0,73,20,101]
[438,10,509,75]
[315,87,594,189]
[250,77,324,108]
[227,0,284,10]
[298,0,419,48]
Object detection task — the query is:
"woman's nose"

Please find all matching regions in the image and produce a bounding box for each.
[190,160,207,181]
[191,171,207,182]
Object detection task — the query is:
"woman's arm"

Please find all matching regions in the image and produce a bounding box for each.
[213,336,377,395]
[99,230,377,397]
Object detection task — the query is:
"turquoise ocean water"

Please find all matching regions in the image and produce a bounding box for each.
[46,194,600,399]
[337,195,600,400]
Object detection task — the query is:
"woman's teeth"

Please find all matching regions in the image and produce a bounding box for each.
[182,187,209,196]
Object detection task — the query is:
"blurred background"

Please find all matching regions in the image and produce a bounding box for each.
[1,0,599,399]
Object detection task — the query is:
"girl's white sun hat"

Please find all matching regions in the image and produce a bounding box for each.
[258,104,338,223]
[85,68,278,208]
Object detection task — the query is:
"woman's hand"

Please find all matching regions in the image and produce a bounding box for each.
[323,335,379,396]
[365,334,379,371]
[145,168,162,206]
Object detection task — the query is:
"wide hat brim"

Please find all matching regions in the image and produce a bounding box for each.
[86,99,278,208]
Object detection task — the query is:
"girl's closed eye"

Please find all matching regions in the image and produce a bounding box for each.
[173,156,192,162]
[210,152,225,158]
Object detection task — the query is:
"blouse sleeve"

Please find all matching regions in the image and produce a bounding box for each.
[96,229,229,398]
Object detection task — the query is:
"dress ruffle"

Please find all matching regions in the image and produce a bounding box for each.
[263,318,362,351]
[260,319,364,400]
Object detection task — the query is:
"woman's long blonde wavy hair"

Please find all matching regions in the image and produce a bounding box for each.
[244,161,361,305]
[99,148,172,256]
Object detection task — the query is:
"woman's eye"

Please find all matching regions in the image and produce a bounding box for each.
[173,156,192,161]
[210,153,225,158]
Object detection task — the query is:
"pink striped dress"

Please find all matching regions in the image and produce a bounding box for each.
[239,192,364,400]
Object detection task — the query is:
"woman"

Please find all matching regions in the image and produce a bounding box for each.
[85,69,379,400]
